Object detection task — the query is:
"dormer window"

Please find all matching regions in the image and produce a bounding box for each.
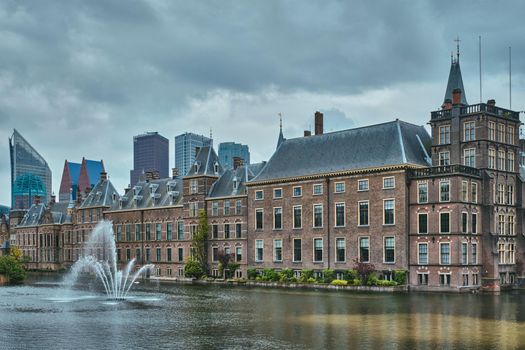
[233,176,239,191]
[194,162,201,173]
[214,162,219,174]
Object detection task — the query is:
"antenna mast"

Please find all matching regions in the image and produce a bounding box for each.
[479,36,482,103]
[509,46,512,109]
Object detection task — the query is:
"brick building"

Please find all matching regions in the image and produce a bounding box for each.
[10,52,525,292]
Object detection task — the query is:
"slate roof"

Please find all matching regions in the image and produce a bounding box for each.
[252,120,431,183]
[18,204,45,227]
[209,162,266,198]
[79,178,119,208]
[444,60,468,105]
[185,146,223,177]
[18,201,73,227]
[110,177,184,210]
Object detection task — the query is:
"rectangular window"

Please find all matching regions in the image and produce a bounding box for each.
[212,224,218,239]
[145,223,151,240]
[273,239,282,262]
[440,243,450,265]
[440,181,450,202]
[293,239,302,262]
[497,183,505,204]
[488,148,496,169]
[489,121,496,141]
[418,273,429,285]
[439,151,450,166]
[440,273,451,286]
[462,212,468,233]
[212,247,218,262]
[293,186,302,197]
[167,248,172,262]
[336,238,345,262]
[439,125,450,144]
[461,181,468,202]
[235,200,242,215]
[313,184,323,195]
[116,225,122,241]
[236,223,242,238]
[190,179,198,194]
[508,215,515,235]
[255,239,264,262]
[236,247,242,262]
[146,248,151,262]
[156,248,161,262]
[255,209,263,230]
[464,149,475,167]
[135,248,141,261]
[418,243,428,265]
[358,179,369,191]
[359,237,370,263]
[384,237,395,263]
[508,126,515,145]
[472,213,477,234]
[313,204,323,228]
[335,182,345,193]
[126,248,131,261]
[293,206,302,229]
[126,224,131,241]
[178,247,183,262]
[440,212,450,233]
[255,190,263,200]
[383,199,395,225]
[335,203,345,227]
[224,201,230,215]
[464,121,475,141]
[167,223,173,240]
[498,214,505,234]
[177,221,184,240]
[507,185,514,205]
[383,177,395,189]
[273,188,282,199]
[273,207,282,229]
[498,150,505,171]
[189,202,198,217]
[498,243,506,264]
[212,201,219,216]
[508,151,515,172]
[461,243,468,265]
[358,201,369,226]
[224,224,230,239]
[498,123,505,142]
[418,213,428,234]
[471,183,478,203]
[418,183,428,203]
[156,223,162,240]
[313,238,323,262]
[508,243,515,264]
[472,243,478,264]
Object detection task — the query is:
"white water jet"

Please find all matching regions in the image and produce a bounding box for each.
[65,220,155,300]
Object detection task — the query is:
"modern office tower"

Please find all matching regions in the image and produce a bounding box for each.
[130,132,169,187]
[174,132,212,176]
[9,129,52,209]
[59,158,105,201]
[218,142,250,169]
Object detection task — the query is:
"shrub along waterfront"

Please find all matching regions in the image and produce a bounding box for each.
[0,248,27,284]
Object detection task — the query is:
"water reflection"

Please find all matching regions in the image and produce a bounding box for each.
[1,276,524,349]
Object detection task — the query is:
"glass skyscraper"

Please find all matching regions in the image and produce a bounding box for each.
[130,132,169,186]
[9,129,52,209]
[174,133,212,176]
[218,142,250,169]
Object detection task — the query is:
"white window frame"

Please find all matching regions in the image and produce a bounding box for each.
[255,190,264,200]
[382,176,395,189]
[313,204,323,228]
[439,211,450,234]
[439,180,450,202]
[292,186,302,197]
[472,213,478,234]
[417,212,428,234]
[273,239,283,262]
[358,200,369,227]
[471,182,478,203]
[463,148,476,168]
[312,183,323,195]
[255,208,264,230]
[417,242,428,265]
[313,237,323,262]
[463,121,475,141]
[292,205,302,229]
[383,198,395,225]
[335,237,346,263]
[334,181,345,193]
[273,207,282,230]
[273,188,283,199]
[461,242,468,265]
[383,236,395,264]
[418,182,428,204]
[293,238,302,262]
[357,179,369,191]
[334,202,346,227]
[439,151,450,166]
[439,242,451,265]
[461,211,468,233]
[358,236,370,263]
[472,243,478,264]
[439,125,451,144]
[255,239,264,262]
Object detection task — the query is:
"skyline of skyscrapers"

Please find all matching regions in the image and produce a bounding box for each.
[130,132,169,187]
[9,129,52,209]
[174,132,212,176]
[218,142,250,169]
[59,158,105,201]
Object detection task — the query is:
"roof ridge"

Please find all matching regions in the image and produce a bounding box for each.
[396,120,407,164]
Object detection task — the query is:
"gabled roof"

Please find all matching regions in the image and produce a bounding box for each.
[209,163,266,198]
[67,162,82,185]
[18,203,45,227]
[185,146,223,177]
[18,201,72,227]
[252,120,431,183]
[444,59,467,105]
[79,178,119,208]
[110,176,183,211]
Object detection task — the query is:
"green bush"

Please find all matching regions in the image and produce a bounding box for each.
[352,279,362,286]
[322,269,336,284]
[247,268,257,280]
[331,279,348,286]
[344,269,358,281]
[367,272,380,286]
[0,255,27,283]
[300,269,314,283]
[279,268,294,282]
[183,259,205,279]
[376,280,398,286]
[261,268,280,282]
[394,270,407,285]
[307,277,317,284]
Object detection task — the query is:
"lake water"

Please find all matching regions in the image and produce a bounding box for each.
[1,275,524,349]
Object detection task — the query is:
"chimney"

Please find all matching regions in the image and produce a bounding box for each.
[487,99,496,106]
[172,168,179,179]
[100,171,107,180]
[314,111,323,135]
[34,196,41,205]
[304,130,311,137]
[452,88,462,105]
[233,157,244,170]
[145,170,160,181]
[50,195,56,205]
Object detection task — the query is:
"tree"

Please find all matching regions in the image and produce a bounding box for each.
[192,209,209,275]
[184,258,204,279]
[353,258,375,284]
[217,250,240,279]
[0,255,27,283]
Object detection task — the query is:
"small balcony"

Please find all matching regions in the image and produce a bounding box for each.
[408,165,481,179]
[431,103,520,121]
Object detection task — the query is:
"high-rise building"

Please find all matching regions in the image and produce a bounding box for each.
[174,132,212,176]
[218,142,250,169]
[9,129,52,209]
[130,132,169,187]
[59,158,105,201]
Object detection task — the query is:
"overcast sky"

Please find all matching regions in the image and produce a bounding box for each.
[1,0,524,205]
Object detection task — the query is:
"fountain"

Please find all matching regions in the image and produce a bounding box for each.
[65,220,154,300]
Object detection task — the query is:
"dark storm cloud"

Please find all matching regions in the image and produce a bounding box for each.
[1,0,524,204]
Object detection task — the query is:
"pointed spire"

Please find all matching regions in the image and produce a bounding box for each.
[443,38,467,106]
[276,113,285,149]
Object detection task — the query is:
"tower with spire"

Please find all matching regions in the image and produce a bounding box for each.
[276,113,285,149]
[442,37,468,108]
